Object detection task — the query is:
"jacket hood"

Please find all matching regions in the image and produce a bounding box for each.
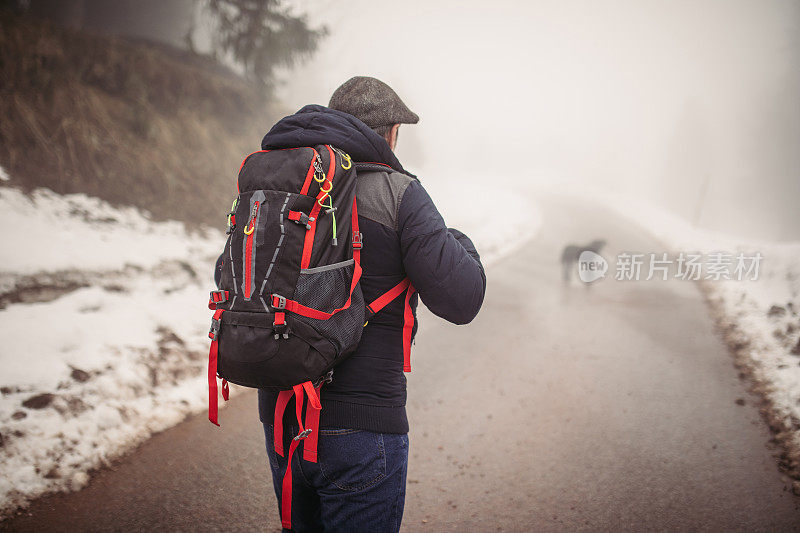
[261,105,409,174]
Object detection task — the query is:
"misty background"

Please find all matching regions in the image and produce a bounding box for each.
[275,0,800,242]
[17,0,799,241]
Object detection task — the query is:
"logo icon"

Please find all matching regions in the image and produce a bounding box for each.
[578,250,608,283]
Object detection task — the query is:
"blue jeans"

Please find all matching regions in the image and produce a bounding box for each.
[263,422,409,532]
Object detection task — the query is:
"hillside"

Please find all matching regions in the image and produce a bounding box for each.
[0,12,280,226]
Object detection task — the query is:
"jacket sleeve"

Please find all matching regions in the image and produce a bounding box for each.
[398,180,486,325]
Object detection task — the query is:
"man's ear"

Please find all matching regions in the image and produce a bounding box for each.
[387,124,400,151]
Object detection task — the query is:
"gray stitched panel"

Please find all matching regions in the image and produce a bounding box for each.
[355,170,415,231]
[241,190,267,299]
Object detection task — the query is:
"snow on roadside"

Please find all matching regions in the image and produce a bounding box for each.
[0,187,219,273]
[578,188,800,485]
[0,184,224,518]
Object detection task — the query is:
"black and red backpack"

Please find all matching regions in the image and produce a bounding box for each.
[206,144,414,529]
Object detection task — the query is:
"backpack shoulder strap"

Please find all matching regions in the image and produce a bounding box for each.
[365,278,416,372]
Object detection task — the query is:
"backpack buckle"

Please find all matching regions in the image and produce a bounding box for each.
[273,323,289,339]
[210,290,228,302]
[352,232,363,249]
[208,290,229,310]
[273,305,288,339]
[313,370,333,388]
[271,294,287,310]
[289,210,314,230]
[294,428,312,441]
[208,317,221,340]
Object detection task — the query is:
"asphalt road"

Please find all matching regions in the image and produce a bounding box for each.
[4,196,799,531]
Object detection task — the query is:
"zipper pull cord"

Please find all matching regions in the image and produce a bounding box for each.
[331,210,337,246]
[318,182,337,246]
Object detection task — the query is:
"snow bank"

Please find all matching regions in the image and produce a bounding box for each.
[0,187,219,274]
[579,189,800,481]
[0,184,224,518]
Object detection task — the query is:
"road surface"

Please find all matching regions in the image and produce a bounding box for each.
[4,196,799,531]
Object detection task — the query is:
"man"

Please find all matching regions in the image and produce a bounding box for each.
[257,76,486,532]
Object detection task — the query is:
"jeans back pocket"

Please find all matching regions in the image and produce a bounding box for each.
[317,429,386,492]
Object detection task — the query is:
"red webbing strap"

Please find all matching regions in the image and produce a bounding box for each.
[287,210,302,222]
[273,390,293,457]
[301,382,322,462]
[292,383,305,432]
[207,309,224,426]
[300,205,321,269]
[366,278,411,315]
[279,381,319,530]
[403,284,416,372]
[351,196,361,264]
[300,146,337,269]
[281,437,301,530]
[221,380,229,401]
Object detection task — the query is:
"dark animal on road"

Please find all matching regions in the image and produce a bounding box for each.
[561,239,606,283]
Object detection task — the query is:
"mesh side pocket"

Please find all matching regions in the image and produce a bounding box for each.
[293,260,364,356]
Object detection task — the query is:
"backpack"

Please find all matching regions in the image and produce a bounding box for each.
[206,144,414,530]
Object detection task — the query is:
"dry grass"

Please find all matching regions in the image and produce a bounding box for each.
[0,12,281,226]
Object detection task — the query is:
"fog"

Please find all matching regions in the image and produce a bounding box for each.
[278,0,800,241]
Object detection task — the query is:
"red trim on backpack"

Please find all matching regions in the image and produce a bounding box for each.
[299,149,319,196]
[238,150,269,173]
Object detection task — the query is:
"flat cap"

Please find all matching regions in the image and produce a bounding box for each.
[329,76,419,128]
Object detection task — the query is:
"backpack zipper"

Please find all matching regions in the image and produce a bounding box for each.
[243,200,260,299]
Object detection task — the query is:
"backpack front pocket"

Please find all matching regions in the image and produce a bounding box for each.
[217,311,336,389]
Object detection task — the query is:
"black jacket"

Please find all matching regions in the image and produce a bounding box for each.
[251,105,486,433]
